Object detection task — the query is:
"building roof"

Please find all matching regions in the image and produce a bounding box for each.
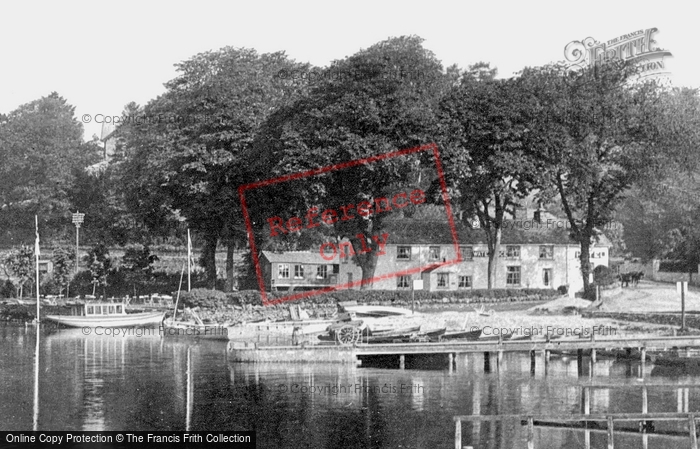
[381,219,611,247]
[261,250,333,265]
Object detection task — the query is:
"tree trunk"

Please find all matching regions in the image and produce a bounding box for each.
[201,232,218,289]
[349,234,382,290]
[225,240,235,292]
[579,238,592,299]
[486,227,502,290]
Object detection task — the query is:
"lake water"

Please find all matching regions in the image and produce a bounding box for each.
[2,323,700,448]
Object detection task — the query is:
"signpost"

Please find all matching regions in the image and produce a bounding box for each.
[412,279,423,314]
[72,211,85,275]
[677,281,689,331]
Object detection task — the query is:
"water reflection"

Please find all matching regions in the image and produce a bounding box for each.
[3,323,700,448]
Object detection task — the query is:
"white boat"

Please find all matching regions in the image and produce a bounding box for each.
[44,302,164,328]
[161,319,230,340]
[340,304,416,318]
[227,319,340,339]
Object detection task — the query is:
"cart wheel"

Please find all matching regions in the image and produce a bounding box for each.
[352,326,362,344]
[337,325,357,345]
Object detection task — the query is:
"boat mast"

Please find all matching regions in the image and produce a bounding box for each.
[187,228,192,292]
[35,215,40,323]
[172,264,185,321]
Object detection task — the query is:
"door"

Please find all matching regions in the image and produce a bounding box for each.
[542,269,552,288]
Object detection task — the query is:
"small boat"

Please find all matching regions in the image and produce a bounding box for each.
[442,328,482,341]
[472,305,495,316]
[161,319,230,340]
[480,332,514,342]
[321,320,421,345]
[44,302,164,328]
[339,301,415,318]
[363,326,422,344]
[416,327,447,342]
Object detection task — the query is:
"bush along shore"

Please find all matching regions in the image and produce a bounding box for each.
[583,311,700,331]
[173,288,561,325]
[1,288,560,324]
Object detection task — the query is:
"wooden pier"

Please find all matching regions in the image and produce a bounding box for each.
[453,412,699,449]
[228,336,700,367]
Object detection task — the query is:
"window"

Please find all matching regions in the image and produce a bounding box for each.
[397,275,410,289]
[332,264,340,274]
[294,264,305,279]
[539,245,554,260]
[317,265,328,279]
[458,275,472,289]
[397,246,411,260]
[460,246,473,261]
[506,266,521,286]
[437,273,449,289]
[116,305,122,314]
[87,306,94,315]
[506,245,520,258]
[278,264,290,279]
[429,246,441,261]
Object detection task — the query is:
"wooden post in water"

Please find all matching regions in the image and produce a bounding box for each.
[607,416,614,449]
[484,352,491,373]
[689,413,698,449]
[448,353,453,373]
[527,417,534,449]
[530,350,536,376]
[591,348,597,364]
[641,348,646,376]
[497,350,503,371]
[681,281,687,331]
[454,419,461,449]
[642,386,648,414]
[542,350,548,375]
[577,349,584,377]
[399,355,405,370]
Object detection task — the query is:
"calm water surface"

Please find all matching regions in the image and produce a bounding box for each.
[2,323,700,448]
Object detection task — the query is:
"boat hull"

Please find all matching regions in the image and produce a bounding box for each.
[161,320,230,340]
[343,305,415,317]
[44,311,164,328]
[227,319,340,340]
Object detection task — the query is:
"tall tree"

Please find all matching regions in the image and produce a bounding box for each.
[0,92,101,244]
[520,62,700,296]
[248,36,448,288]
[121,244,158,297]
[85,243,112,299]
[2,245,34,298]
[437,64,544,288]
[119,48,309,289]
[51,246,75,298]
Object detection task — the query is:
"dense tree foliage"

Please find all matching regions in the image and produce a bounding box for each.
[517,62,700,295]
[118,47,310,289]
[437,63,546,288]
[246,36,449,288]
[0,92,101,244]
[2,37,699,297]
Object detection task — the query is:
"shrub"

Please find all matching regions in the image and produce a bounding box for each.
[593,265,616,286]
[178,288,561,308]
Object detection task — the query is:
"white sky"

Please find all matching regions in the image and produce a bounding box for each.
[1,0,696,141]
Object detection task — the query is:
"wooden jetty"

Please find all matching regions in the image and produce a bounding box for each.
[228,335,700,369]
[455,381,700,449]
[453,412,700,449]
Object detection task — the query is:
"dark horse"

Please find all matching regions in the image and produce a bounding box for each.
[618,271,644,287]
